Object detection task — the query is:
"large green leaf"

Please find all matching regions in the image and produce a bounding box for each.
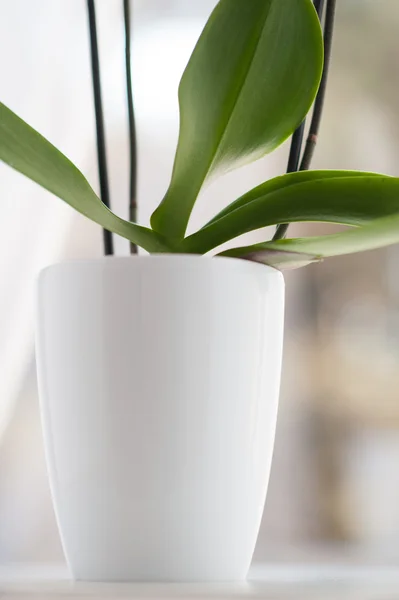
[220,214,399,270]
[150,0,323,240]
[179,172,399,254]
[0,102,170,253]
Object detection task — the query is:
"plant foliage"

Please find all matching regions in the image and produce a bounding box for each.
[1,0,399,269]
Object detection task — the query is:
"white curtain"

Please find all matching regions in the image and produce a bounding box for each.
[0,0,89,438]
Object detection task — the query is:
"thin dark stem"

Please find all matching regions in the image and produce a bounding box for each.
[273,0,330,242]
[274,122,306,240]
[124,0,138,255]
[287,121,306,174]
[274,122,306,241]
[87,0,114,256]
[300,0,336,171]
[313,0,326,17]
[284,0,326,178]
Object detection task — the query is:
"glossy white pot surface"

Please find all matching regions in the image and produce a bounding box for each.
[36,255,284,582]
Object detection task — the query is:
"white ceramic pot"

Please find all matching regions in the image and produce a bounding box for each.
[36,255,284,582]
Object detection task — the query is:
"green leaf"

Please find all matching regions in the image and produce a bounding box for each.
[205,170,381,227]
[0,102,170,253]
[220,214,399,270]
[179,172,399,254]
[151,0,323,240]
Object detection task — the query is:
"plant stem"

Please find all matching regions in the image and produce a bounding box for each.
[273,122,306,240]
[123,0,138,255]
[300,0,336,171]
[87,0,114,256]
[313,0,326,16]
[287,121,306,175]
[273,0,332,242]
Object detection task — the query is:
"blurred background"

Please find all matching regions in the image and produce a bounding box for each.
[1,0,399,565]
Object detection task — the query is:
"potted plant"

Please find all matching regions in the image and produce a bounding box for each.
[1,0,399,583]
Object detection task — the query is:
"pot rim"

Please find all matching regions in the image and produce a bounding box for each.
[39,253,283,279]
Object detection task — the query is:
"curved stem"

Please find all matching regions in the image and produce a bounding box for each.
[87,0,114,255]
[123,0,138,254]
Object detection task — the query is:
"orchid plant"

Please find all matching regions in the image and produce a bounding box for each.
[2,0,399,270]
